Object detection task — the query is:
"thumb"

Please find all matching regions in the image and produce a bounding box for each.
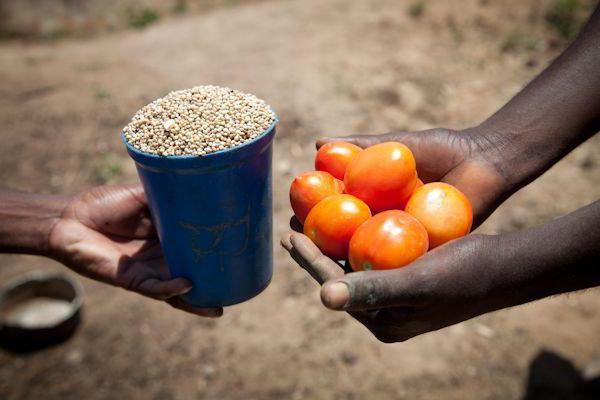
[320,267,426,311]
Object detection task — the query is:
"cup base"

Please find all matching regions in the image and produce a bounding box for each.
[180,275,272,308]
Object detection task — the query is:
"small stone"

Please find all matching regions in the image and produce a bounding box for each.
[202,364,216,380]
[474,323,496,339]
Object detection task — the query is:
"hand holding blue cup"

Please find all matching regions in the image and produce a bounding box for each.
[122,86,276,307]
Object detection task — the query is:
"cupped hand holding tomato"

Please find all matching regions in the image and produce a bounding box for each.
[283,200,600,343]
[290,129,487,265]
[283,128,518,342]
[317,128,508,227]
[282,231,498,342]
[283,5,600,340]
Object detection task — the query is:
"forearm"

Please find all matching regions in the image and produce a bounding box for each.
[488,200,600,310]
[468,5,600,191]
[0,189,68,256]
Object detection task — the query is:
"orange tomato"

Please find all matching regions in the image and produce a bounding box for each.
[405,182,473,249]
[290,171,344,224]
[415,178,424,189]
[304,194,371,260]
[315,141,362,180]
[399,176,425,209]
[349,210,429,271]
[344,142,417,214]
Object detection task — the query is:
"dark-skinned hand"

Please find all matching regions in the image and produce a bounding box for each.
[282,130,600,342]
[48,184,223,317]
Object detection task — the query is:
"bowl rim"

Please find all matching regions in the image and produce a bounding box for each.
[0,271,84,330]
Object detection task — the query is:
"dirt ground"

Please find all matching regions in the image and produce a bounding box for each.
[1,0,599,399]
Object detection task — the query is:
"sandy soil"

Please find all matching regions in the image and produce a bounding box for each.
[0,0,599,399]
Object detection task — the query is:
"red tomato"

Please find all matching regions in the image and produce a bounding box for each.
[405,182,473,249]
[290,171,344,224]
[344,142,417,214]
[304,194,371,260]
[315,141,362,180]
[349,210,429,271]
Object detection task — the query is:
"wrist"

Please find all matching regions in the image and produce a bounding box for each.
[465,106,591,197]
[0,190,70,256]
[460,124,518,184]
[461,122,554,197]
[465,233,541,315]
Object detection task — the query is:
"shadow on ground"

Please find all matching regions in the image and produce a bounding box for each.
[523,350,600,400]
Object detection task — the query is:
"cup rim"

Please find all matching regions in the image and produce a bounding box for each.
[122,113,278,161]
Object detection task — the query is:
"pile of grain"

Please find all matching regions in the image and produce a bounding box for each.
[123,85,275,156]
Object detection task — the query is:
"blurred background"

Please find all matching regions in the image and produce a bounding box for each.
[1,0,599,399]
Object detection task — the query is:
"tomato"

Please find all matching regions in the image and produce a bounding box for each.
[344,142,417,214]
[399,176,425,209]
[349,210,429,271]
[315,141,362,180]
[304,194,371,260]
[415,177,424,189]
[405,182,473,249]
[290,171,344,224]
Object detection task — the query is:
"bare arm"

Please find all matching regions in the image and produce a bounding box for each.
[283,200,600,343]
[0,185,222,317]
[0,190,67,255]
[469,4,600,197]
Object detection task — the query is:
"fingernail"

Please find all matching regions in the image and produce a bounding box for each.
[280,235,292,251]
[177,285,193,295]
[202,308,224,318]
[321,282,349,310]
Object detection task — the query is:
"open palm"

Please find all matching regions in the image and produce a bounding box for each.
[49,184,222,317]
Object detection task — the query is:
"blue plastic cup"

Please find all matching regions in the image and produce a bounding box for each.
[122,120,276,307]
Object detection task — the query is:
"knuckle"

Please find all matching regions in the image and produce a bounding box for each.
[350,270,403,307]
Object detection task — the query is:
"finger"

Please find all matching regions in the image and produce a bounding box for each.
[118,238,162,259]
[166,297,223,318]
[320,266,428,311]
[84,185,156,238]
[280,233,293,251]
[281,233,326,280]
[316,134,389,149]
[317,132,423,149]
[317,131,435,166]
[289,216,303,233]
[120,183,148,204]
[121,184,156,237]
[286,233,345,284]
[135,277,193,300]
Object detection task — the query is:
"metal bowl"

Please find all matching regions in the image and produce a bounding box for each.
[0,272,83,353]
